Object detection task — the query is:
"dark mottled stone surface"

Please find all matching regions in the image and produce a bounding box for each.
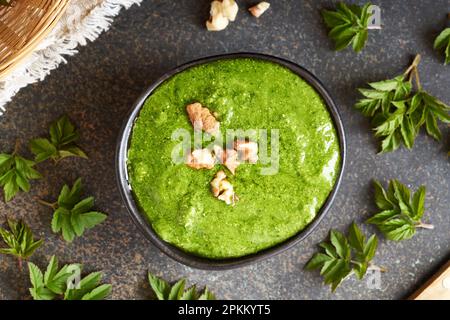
[0,0,449,300]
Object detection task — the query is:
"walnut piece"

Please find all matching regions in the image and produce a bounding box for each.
[235,140,259,163]
[186,148,215,170]
[213,145,240,174]
[210,170,238,205]
[249,2,270,18]
[223,149,239,175]
[206,0,238,31]
[221,0,238,21]
[186,102,220,135]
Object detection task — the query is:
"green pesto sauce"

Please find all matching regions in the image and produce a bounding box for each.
[128,58,340,259]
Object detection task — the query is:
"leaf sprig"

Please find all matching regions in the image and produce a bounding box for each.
[148,272,215,300]
[355,54,450,153]
[367,180,433,241]
[0,142,41,202]
[434,25,450,65]
[28,255,111,300]
[321,2,372,53]
[0,218,43,270]
[305,222,381,292]
[39,178,107,242]
[30,115,87,163]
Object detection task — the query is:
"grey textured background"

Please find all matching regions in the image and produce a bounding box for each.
[0,0,449,300]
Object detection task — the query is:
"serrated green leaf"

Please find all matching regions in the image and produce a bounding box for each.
[392,180,412,214]
[363,235,378,261]
[61,215,76,242]
[378,218,416,241]
[348,222,365,252]
[0,154,41,202]
[30,115,87,163]
[380,131,401,153]
[373,180,394,210]
[354,98,380,117]
[58,146,88,160]
[28,256,111,300]
[198,288,216,300]
[355,57,449,153]
[51,207,66,232]
[305,222,379,292]
[400,115,415,149]
[65,271,103,300]
[411,186,426,220]
[147,272,215,300]
[15,171,30,192]
[46,265,73,295]
[409,93,423,115]
[78,212,107,229]
[70,212,85,237]
[148,273,170,300]
[366,180,432,241]
[58,178,82,209]
[50,115,78,146]
[44,256,59,285]
[352,29,368,52]
[305,253,333,270]
[47,179,106,242]
[72,197,94,215]
[0,219,43,261]
[434,28,450,49]
[168,279,186,300]
[28,262,44,288]
[180,286,198,300]
[368,78,400,92]
[322,10,349,28]
[367,179,431,241]
[81,284,112,300]
[322,2,371,52]
[30,286,57,301]
[353,261,368,280]
[319,242,338,258]
[425,110,442,140]
[434,28,450,64]
[330,230,350,260]
[29,138,57,163]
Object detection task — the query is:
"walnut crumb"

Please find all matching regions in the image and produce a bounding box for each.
[186,148,215,170]
[235,140,259,163]
[249,2,270,18]
[213,145,240,174]
[223,149,239,175]
[186,102,220,135]
[206,0,239,31]
[210,170,238,205]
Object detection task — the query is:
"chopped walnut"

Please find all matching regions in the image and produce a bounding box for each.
[186,148,215,170]
[206,0,238,31]
[235,140,259,163]
[223,149,239,174]
[210,170,226,197]
[221,0,238,21]
[213,145,240,174]
[186,102,220,135]
[210,170,238,205]
[249,2,270,18]
[206,4,229,31]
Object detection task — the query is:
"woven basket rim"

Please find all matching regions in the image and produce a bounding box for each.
[0,0,69,80]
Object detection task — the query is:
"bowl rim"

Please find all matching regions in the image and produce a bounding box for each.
[116,52,347,270]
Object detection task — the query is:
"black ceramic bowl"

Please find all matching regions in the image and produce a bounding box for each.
[116,53,346,270]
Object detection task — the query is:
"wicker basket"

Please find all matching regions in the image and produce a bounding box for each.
[0,0,69,79]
